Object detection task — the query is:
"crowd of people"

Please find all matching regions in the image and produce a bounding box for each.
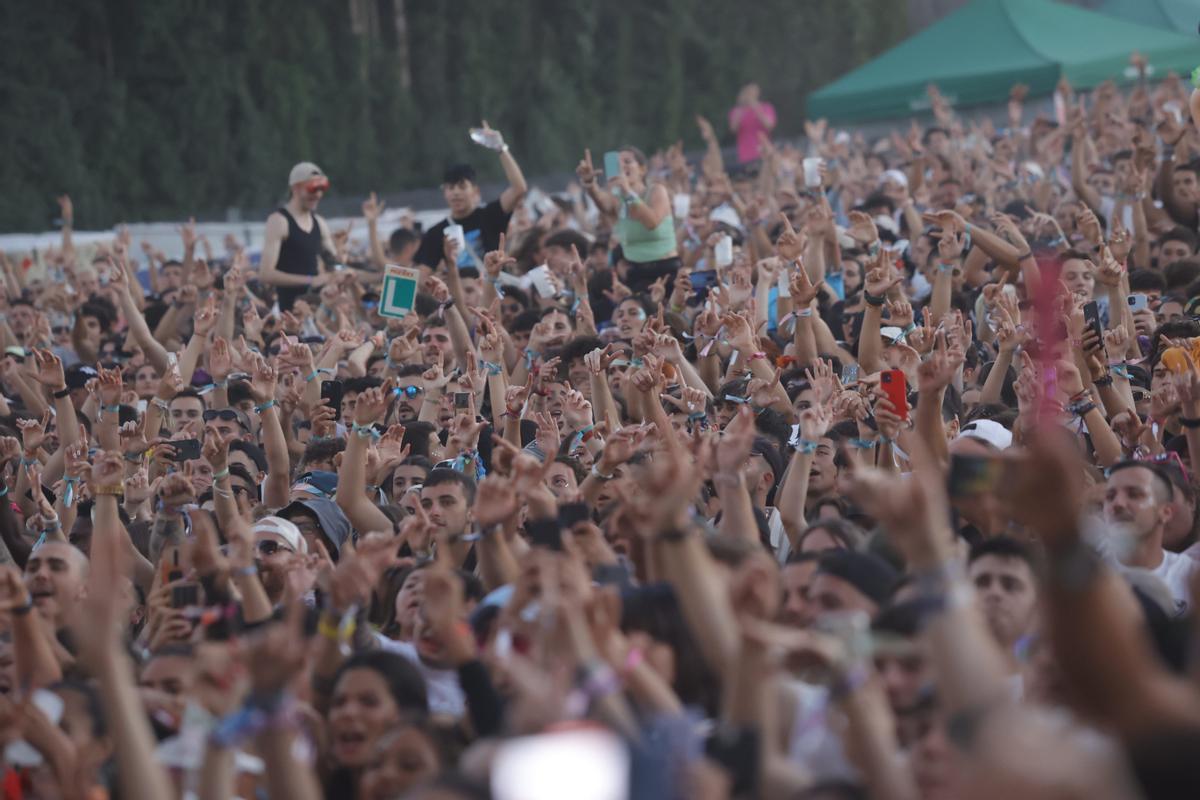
[0,68,1198,799]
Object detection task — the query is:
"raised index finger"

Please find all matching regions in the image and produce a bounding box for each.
[584,149,593,169]
[778,212,794,235]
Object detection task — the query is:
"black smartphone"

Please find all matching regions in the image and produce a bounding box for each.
[454,391,471,409]
[164,547,185,586]
[1082,300,1103,343]
[321,379,345,420]
[527,518,564,551]
[169,439,202,462]
[171,583,200,609]
[690,270,718,300]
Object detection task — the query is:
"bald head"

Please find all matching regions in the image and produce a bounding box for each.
[24,541,89,628]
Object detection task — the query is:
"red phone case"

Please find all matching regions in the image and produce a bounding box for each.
[880,369,908,420]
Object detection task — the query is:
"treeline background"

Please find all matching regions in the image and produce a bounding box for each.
[0,0,903,231]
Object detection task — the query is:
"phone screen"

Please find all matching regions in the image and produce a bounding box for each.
[603,151,622,184]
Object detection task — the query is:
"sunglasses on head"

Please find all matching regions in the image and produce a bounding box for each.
[256,539,293,556]
[394,386,424,399]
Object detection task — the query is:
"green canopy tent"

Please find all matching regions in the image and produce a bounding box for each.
[1096,0,1200,35]
[806,0,1200,123]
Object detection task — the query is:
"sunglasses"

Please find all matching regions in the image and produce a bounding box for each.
[256,539,293,556]
[203,409,248,429]
[394,386,424,399]
[305,178,330,194]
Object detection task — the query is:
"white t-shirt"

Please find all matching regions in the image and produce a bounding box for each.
[783,679,856,783]
[1149,549,1200,614]
[375,634,466,719]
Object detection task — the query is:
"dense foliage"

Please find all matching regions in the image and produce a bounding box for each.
[0,0,902,230]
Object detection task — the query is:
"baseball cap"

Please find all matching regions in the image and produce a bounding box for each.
[750,437,785,489]
[816,550,899,607]
[252,516,307,554]
[64,364,98,390]
[288,162,327,187]
[955,419,1013,451]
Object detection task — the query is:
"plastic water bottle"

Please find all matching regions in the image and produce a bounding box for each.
[469,127,505,151]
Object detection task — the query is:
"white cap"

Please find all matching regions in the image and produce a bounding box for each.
[881,169,909,189]
[955,419,1013,451]
[880,326,904,343]
[708,204,742,230]
[252,516,308,554]
[287,162,326,187]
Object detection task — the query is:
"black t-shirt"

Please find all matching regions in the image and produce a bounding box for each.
[415,200,512,269]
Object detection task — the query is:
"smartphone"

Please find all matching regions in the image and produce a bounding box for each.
[492,727,629,800]
[1161,347,1190,374]
[169,438,202,462]
[714,235,733,268]
[802,157,823,188]
[1082,300,1103,343]
[527,518,563,551]
[879,370,908,421]
[321,379,345,420]
[948,454,1008,498]
[690,269,718,301]
[454,391,471,409]
[163,547,185,588]
[841,364,859,385]
[1127,293,1149,313]
[171,583,200,609]
[603,151,622,184]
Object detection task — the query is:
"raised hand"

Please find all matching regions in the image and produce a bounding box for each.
[17,410,50,454]
[361,191,386,223]
[192,294,219,338]
[804,359,839,405]
[716,406,757,473]
[28,348,65,392]
[202,429,235,473]
[775,214,805,261]
[208,337,233,383]
[576,149,597,187]
[846,210,879,245]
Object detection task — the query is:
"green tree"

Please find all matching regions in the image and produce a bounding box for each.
[0,0,903,231]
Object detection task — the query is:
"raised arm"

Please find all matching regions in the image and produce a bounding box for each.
[362,192,388,270]
[576,150,621,217]
[76,455,175,800]
[1154,117,1197,226]
[335,383,395,534]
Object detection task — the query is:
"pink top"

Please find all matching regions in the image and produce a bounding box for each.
[729,102,776,163]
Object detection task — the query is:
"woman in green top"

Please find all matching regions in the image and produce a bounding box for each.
[576,146,679,294]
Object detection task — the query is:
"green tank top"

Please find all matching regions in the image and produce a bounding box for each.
[617,187,676,263]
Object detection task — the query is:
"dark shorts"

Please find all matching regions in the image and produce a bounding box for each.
[625,255,681,296]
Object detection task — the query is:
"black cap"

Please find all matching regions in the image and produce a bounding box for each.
[64,364,98,390]
[443,163,477,185]
[816,550,899,607]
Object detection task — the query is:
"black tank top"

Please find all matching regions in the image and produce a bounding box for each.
[276,207,323,311]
